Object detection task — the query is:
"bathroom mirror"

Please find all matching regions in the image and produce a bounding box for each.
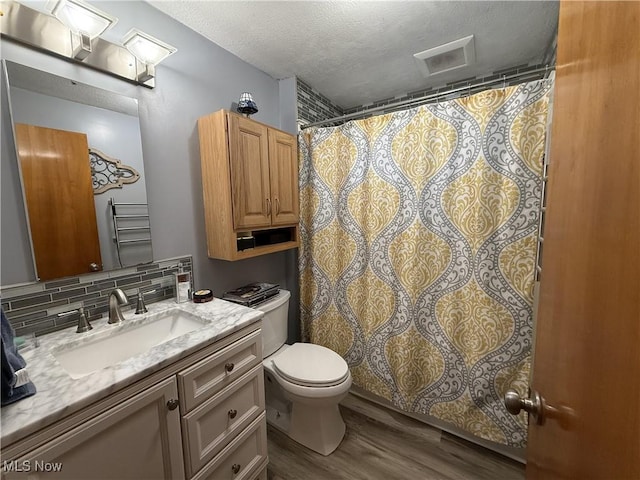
[1,61,153,285]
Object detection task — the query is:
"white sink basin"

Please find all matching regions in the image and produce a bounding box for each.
[53,309,207,379]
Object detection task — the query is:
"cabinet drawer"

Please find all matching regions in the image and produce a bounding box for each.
[182,365,265,477]
[191,412,267,480]
[178,329,262,413]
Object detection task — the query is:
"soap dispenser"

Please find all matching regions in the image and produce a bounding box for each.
[175,270,191,303]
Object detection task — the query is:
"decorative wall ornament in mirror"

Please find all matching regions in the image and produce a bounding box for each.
[0,60,154,286]
[90,148,141,194]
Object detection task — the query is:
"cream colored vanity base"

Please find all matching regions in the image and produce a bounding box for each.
[255,467,269,480]
[2,323,268,480]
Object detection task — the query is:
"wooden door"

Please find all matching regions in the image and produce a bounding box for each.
[14,124,102,281]
[525,2,639,478]
[7,378,185,480]
[229,114,271,230]
[268,129,299,226]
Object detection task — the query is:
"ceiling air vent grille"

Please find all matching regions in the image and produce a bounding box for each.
[414,35,475,77]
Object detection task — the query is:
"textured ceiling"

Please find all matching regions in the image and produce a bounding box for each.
[149,1,559,109]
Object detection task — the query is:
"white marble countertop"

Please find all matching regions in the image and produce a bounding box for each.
[0,298,263,446]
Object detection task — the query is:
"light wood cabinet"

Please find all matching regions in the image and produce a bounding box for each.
[267,128,299,226]
[199,110,299,261]
[2,324,268,480]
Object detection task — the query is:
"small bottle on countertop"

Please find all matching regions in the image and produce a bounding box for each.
[175,271,191,303]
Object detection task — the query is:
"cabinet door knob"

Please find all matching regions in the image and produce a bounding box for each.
[166,399,179,411]
[225,362,235,372]
[275,197,280,215]
[232,463,241,474]
[266,198,272,215]
[228,408,238,419]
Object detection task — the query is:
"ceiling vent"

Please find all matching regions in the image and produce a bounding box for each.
[413,35,475,77]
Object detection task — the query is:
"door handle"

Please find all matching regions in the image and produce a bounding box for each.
[275,197,280,215]
[266,198,271,215]
[504,389,547,425]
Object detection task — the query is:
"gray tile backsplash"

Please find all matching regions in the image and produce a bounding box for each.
[1,256,193,337]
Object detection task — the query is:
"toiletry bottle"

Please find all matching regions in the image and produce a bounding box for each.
[175,271,191,303]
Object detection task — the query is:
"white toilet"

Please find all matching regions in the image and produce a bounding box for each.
[255,289,352,456]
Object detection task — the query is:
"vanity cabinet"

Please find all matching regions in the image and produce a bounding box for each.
[2,323,268,480]
[178,329,266,478]
[198,110,299,261]
[5,378,184,480]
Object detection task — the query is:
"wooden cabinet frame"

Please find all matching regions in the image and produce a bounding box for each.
[198,110,299,261]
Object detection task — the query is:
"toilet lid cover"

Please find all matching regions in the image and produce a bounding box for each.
[272,343,349,386]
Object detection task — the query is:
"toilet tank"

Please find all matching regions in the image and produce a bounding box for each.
[254,289,290,358]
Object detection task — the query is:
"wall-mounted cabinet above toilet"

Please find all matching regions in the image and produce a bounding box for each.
[198,110,300,261]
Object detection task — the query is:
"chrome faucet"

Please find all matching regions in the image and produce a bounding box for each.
[108,288,129,324]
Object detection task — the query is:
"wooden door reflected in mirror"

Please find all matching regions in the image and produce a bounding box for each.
[1,61,153,286]
[15,123,102,281]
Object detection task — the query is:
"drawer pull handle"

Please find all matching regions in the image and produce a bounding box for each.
[225,362,235,373]
[232,463,241,474]
[228,409,238,419]
[167,399,179,411]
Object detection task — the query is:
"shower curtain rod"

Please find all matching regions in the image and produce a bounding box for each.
[301,65,554,129]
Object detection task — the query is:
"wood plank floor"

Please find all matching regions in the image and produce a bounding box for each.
[267,394,525,480]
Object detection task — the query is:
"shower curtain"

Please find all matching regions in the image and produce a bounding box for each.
[299,79,552,447]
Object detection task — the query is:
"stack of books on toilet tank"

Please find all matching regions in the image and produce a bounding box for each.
[222,282,280,307]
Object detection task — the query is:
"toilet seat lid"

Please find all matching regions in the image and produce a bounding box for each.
[271,343,349,387]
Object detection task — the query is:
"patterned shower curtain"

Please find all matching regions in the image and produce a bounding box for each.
[298,80,552,447]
